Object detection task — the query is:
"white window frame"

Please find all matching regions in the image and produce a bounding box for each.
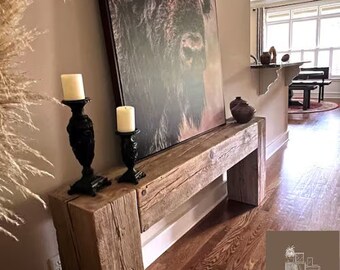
[264,1,340,80]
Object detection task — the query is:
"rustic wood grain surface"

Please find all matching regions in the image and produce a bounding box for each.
[137,120,262,231]
[49,118,265,270]
[227,119,266,206]
[148,105,340,270]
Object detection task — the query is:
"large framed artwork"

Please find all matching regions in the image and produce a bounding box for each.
[99,0,225,159]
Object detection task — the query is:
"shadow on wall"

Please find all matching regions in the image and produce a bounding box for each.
[0,0,120,269]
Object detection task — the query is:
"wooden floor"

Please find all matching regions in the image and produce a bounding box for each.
[148,106,340,270]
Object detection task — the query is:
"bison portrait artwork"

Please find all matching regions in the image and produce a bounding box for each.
[100,0,225,159]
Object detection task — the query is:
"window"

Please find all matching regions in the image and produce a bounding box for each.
[320,17,340,48]
[333,50,340,76]
[265,1,340,78]
[318,50,330,67]
[267,23,289,50]
[291,20,317,49]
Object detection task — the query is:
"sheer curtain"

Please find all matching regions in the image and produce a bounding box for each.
[256,7,265,59]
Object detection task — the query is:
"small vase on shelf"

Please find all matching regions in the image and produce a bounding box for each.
[230,96,246,110]
[260,52,271,65]
[230,97,255,124]
[281,54,290,63]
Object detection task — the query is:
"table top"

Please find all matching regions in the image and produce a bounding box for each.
[299,70,324,75]
[292,79,332,85]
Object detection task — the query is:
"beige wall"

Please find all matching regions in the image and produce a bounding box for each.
[217,0,288,147]
[326,82,340,97]
[0,1,120,269]
[0,0,289,269]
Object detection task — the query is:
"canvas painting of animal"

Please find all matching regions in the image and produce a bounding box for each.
[99,0,225,159]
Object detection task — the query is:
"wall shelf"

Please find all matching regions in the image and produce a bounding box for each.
[251,62,308,95]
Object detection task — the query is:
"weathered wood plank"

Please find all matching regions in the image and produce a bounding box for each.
[49,117,266,270]
[136,120,258,188]
[68,189,144,270]
[227,150,260,205]
[48,189,80,270]
[257,118,266,203]
[227,118,266,205]
[137,120,261,231]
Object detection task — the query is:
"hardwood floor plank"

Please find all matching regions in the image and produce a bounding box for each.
[148,106,340,270]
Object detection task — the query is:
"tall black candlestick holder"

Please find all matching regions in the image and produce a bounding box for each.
[62,98,111,196]
[116,129,146,185]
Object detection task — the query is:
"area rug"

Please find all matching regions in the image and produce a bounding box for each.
[288,99,339,114]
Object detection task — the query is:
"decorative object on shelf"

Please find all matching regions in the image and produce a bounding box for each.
[250,54,258,65]
[99,0,225,160]
[260,52,271,65]
[281,54,290,63]
[115,106,145,184]
[230,97,255,124]
[269,46,277,63]
[116,129,146,184]
[0,0,54,240]
[61,74,86,100]
[61,74,111,196]
[230,96,246,110]
[116,106,135,132]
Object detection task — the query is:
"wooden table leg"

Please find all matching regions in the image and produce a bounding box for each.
[49,196,81,270]
[227,120,266,206]
[303,90,308,110]
[289,88,304,107]
[318,86,322,103]
[51,189,145,270]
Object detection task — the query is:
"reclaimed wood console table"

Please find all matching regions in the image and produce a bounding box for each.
[49,117,266,270]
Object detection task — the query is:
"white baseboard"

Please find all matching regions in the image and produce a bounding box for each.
[141,173,228,268]
[322,92,340,99]
[266,130,289,160]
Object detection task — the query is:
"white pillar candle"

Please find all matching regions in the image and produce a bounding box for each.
[61,74,86,100]
[116,106,135,132]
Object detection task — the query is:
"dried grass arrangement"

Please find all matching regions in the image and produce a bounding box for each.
[0,0,53,240]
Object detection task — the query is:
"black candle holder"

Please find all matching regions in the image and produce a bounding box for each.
[62,98,111,196]
[116,129,146,184]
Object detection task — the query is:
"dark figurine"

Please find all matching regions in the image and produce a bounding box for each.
[269,46,277,63]
[62,98,111,196]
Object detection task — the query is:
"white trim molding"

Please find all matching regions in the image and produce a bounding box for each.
[294,91,340,99]
[266,130,289,159]
[141,174,228,268]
